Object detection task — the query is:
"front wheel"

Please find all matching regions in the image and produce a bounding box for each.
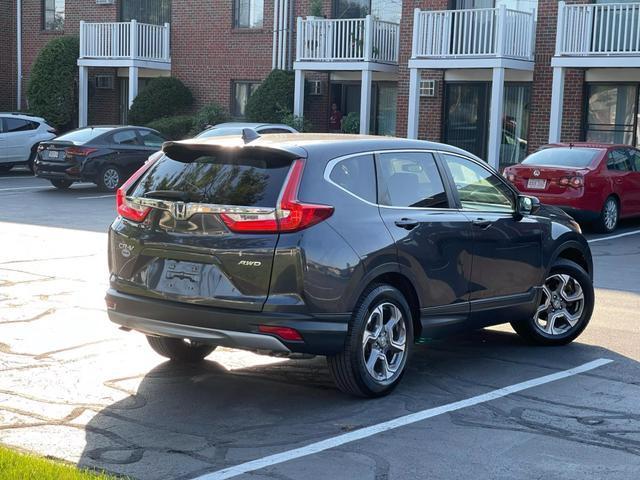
[595,196,618,233]
[327,284,413,397]
[97,165,123,192]
[511,259,594,345]
[146,336,216,363]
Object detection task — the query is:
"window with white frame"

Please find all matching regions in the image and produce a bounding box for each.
[43,0,65,31]
[419,79,435,97]
[234,0,264,29]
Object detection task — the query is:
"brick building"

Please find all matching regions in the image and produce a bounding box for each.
[2,1,640,171]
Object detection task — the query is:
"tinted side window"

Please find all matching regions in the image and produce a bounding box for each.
[377,152,449,208]
[329,154,376,203]
[607,149,632,172]
[112,130,139,145]
[139,130,165,148]
[4,118,36,133]
[629,149,640,172]
[443,154,514,213]
[259,128,291,134]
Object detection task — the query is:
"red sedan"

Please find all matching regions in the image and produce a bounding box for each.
[504,143,640,232]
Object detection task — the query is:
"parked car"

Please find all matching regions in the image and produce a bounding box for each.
[195,122,298,139]
[35,126,168,191]
[503,143,640,232]
[0,113,56,172]
[106,133,594,397]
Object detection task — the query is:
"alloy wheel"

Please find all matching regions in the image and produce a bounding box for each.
[103,168,120,190]
[534,274,585,336]
[361,302,407,383]
[603,199,618,232]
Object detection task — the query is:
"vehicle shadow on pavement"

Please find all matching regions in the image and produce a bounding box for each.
[77,329,639,480]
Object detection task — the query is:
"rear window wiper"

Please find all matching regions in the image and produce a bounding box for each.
[144,190,203,203]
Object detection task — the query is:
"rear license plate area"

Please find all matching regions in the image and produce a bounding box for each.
[157,260,203,295]
[527,178,546,190]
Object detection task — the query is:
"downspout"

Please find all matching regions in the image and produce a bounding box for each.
[16,0,22,110]
[272,0,279,69]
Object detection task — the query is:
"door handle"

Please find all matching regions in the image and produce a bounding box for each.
[472,219,492,229]
[395,218,419,230]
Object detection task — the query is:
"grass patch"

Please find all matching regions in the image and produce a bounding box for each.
[0,446,120,480]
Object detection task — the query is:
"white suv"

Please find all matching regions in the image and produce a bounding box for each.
[0,113,56,172]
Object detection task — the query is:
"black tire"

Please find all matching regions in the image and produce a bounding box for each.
[327,284,413,398]
[51,179,73,189]
[511,259,594,346]
[146,335,216,363]
[97,165,123,192]
[27,147,37,174]
[594,196,618,233]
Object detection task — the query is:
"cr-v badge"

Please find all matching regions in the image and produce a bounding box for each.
[118,242,134,258]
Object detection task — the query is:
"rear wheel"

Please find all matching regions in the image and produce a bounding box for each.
[51,179,73,189]
[26,147,37,173]
[595,196,618,233]
[327,284,413,397]
[146,336,216,363]
[97,165,122,192]
[511,259,593,345]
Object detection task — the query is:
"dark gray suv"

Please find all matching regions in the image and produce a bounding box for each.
[106,134,594,397]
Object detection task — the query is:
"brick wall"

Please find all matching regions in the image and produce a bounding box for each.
[0,0,17,111]
[396,1,449,140]
[530,0,588,152]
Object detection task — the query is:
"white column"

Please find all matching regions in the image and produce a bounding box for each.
[78,66,88,127]
[549,67,565,143]
[487,67,505,170]
[359,69,373,135]
[407,68,420,139]
[293,69,305,117]
[128,66,139,109]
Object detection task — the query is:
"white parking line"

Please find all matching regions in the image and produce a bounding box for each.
[76,194,115,200]
[192,358,613,480]
[588,230,640,244]
[0,186,49,192]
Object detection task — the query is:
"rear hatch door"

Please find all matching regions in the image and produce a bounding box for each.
[110,143,301,311]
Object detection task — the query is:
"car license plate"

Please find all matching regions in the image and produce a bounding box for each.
[527,178,546,190]
[47,150,59,159]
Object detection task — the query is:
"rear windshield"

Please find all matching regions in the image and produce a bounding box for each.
[132,151,292,207]
[522,148,600,167]
[55,127,112,144]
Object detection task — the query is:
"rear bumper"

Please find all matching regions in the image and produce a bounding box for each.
[529,193,600,223]
[551,206,600,223]
[105,288,349,355]
[34,160,83,182]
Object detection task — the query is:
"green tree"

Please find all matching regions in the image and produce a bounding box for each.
[26,36,79,130]
[189,103,229,136]
[245,70,295,123]
[129,77,193,125]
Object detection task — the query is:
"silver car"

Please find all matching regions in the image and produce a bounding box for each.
[0,113,57,172]
[195,122,298,139]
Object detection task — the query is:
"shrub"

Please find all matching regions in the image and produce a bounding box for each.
[341,112,360,134]
[146,115,195,140]
[309,0,323,17]
[26,36,79,130]
[280,109,312,132]
[245,70,295,123]
[189,103,229,136]
[128,77,193,125]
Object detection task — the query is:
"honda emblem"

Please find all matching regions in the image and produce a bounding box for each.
[173,202,188,220]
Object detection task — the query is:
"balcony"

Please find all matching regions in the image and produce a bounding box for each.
[78,20,171,69]
[294,15,400,71]
[554,1,640,67]
[410,6,536,70]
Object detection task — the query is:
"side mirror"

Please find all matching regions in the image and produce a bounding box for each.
[517,195,540,216]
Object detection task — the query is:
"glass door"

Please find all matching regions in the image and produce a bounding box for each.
[444,83,491,160]
[500,83,531,170]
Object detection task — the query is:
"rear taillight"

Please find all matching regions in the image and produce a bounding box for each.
[559,175,584,188]
[258,325,303,342]
[220,158,334,234]
[66,146,97,157]
[116,155,160,222]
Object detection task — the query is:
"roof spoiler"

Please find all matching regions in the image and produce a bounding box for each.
[161,140,305,164]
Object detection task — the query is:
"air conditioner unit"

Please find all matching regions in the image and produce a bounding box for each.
[95,74,115,90]
[419,79,436,97]
[96,0,116,5]
[308,80,322,96]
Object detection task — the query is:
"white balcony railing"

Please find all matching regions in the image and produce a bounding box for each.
[296,15,400,64]
[412,6,535,61]
[557,2,640,56]
[79,20,171,63]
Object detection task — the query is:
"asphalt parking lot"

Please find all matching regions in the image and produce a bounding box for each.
[1,171,639,480]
